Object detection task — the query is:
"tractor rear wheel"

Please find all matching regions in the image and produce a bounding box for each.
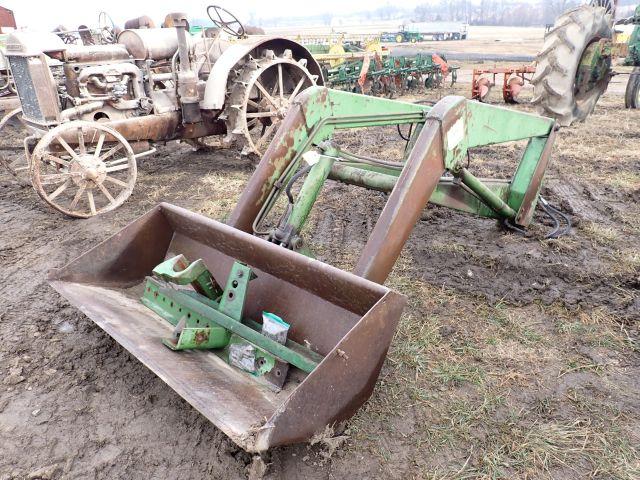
[624,67,640,109]
[531,5,613,126]
[223,50,316,156]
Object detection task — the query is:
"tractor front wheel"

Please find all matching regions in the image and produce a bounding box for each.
[31,121,137,218]
[624,67,640,109]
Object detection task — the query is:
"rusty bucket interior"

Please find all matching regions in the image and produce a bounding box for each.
[48,202,406,452]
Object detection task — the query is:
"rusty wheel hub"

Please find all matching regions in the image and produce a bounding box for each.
[70,154,107,188]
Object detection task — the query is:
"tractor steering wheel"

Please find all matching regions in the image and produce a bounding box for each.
[98,11,116,43]
[207,5,246,37]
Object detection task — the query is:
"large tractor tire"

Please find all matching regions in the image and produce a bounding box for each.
[531,5,613,127]
[624,67,640,109]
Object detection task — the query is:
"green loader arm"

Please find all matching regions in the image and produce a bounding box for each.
[229,87,555,284]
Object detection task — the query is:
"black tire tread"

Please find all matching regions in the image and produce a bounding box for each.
[531,5,613,127]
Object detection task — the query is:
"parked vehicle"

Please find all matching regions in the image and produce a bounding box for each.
[382,22,468,43]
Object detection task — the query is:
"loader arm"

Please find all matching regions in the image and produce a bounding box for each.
[229,87,555,284]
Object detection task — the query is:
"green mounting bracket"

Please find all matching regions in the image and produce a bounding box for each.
[152,254,222,300]
[141,258,322,376]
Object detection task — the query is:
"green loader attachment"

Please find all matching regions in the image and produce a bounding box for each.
[50,87,557,451]
[230,87,556,283]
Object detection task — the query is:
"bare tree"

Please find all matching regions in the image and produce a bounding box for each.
[543,0,580,23]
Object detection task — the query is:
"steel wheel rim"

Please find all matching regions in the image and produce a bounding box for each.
[31,121,137,218]
[241,59,314,155]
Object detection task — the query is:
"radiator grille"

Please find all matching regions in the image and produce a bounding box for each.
[8,56,45,123]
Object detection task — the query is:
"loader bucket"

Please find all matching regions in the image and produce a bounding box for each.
[48,203,406,452]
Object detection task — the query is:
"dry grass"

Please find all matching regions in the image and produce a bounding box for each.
[194,171,247,221]
[581,222,620,246]
[341,271,639,479]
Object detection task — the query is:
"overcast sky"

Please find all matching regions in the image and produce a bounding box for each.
[4,0,438,30]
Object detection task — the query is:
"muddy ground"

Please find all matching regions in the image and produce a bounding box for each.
[0,75,639,479]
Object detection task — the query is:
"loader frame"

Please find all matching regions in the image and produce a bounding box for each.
[230,87,556,283]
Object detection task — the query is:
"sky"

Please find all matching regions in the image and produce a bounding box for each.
[3,0,434,31]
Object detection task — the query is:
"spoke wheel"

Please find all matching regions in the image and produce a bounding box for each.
[0,51,15,95]
[0,108,29,185]
[225,53,315,156]
[31,121,137,218]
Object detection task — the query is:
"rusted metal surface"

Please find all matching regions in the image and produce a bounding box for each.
[117,28,179,61]
[201,37,324,110]
[0,95,21,112]
[352,100,454,283]
[63,44,130,63]
[53,113,225,143]
[228,90,322,233]
[31,121,137,218]
[123,16,155,30]
[9,55,60,126]
[471,65,535,103]
[5,16,323,216]
[49,202,406,451]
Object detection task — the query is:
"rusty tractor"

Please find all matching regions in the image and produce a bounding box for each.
[0,6,321,217]
[0,6,17,103]
[50,86,567,452]
[532,0,640,126]
[52,12,120,46]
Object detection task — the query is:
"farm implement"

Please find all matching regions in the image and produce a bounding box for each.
[471,65,535,103]
[50,86,560,452]
[323,53,458,97]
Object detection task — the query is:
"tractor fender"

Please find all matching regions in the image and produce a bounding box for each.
[201,37,324,111]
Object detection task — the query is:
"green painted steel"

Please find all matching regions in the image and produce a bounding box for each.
[152,255,222,299]
[575,39,612,94]
[465,100,553,146]
[624,6,640,66]
[287,151,336,232]
[430,181,512,218]
[142,257,322,373]
[141,277,231,349]
[329,163,398,192]
[508,136,549,222]
[155,286,319,373]
[166,325,228,350]
[323,53,457,95]
[254,87,554,247]
[328,164,514,219]
[218,261,253,321]
[459,168,517,219]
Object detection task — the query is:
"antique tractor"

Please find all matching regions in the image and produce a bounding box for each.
[2,6,321,217]
[532,0,640,126]
[0,6,17,100]
[52,12,120,46]
[51,87,563,451]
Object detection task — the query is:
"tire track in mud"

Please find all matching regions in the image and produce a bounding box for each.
[304,179,638,321]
